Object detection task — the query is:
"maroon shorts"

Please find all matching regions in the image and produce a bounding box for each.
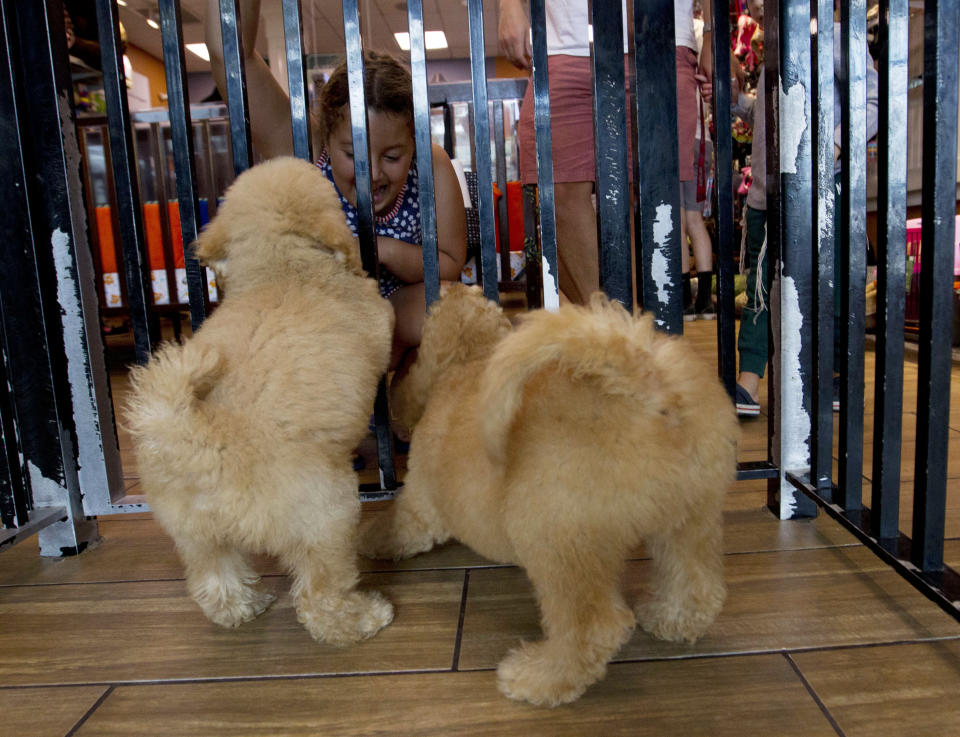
[675,45,699,182]
[517,54,632,185]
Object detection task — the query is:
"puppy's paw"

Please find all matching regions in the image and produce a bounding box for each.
[636,599,715,645]
[202,587,277,629]
[298,589,394,647]
[496,642,598,707]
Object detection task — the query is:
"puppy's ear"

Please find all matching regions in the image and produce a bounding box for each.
[193,218,228,266]
[315,208,364,275]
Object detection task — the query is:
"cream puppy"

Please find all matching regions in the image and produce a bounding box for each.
[361,284,737,704]
[127,157,395,646]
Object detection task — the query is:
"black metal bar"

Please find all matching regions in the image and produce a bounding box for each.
[148,123,180,315]
[466,102,477,174]
[158,0,209,331]
[94,0,158,363]
[522,184,543,308]
[627,39,643,311]
[372,379,397,491]
[12,0,110,541]
[529,0,559,310]
[98,123,131,310]
[590,0,631,309]
[77,128,105,312]
[772,0,817,519]
[493,100,511,283]
[407,0,441,308]
[763,0,783,513]
[467,0,499,303]
[281,0,312,163]
[838,0,867,511]
[441,103,455,158]
[811,0,835,492]
[0,294,28,530]
[219,0,253,175]
[913,0,958,572]
[342,0,396,491]
[200,120,221,219]
[342,0,378,277]
[0,0,46,527]
[785,472,960,623]
[711,0,736,396]
[632,0,681,332]
[871,0,908,539]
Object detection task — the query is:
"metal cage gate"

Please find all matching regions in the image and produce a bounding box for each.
[0,0,958,622]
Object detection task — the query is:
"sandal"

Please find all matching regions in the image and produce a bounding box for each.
[735,384,760,418]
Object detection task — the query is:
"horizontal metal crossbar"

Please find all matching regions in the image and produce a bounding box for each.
[736,461,780,481]
[785,472,960,624]
[0,507,67,551]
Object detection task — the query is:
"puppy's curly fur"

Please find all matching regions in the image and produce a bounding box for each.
[362,284,738,704]
[126,158,395,646]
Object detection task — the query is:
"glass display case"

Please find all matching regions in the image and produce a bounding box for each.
[77,104,234,316]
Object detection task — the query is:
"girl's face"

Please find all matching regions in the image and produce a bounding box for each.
[326,109,415,214]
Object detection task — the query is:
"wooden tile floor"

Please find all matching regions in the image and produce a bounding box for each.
[2,319,960,736]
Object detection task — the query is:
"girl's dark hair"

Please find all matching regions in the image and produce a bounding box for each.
[319,50,414,142]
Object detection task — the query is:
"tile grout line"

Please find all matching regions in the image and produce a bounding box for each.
[0,563,517,590]
[7,638,960,694]
[450,569,471,672]
[0,668,460,692]
[783,653,847,737]
[63,684,114,737]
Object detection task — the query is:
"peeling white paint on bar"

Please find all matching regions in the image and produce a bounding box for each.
[817,190,832,247]
[55,89,123,515]
[51,227,91,465]
[542,257,560,312]
[778,275,811,519]
[779,77,806,174]
[28,460,66,507]
[51,227,101,504]
[651,203,674,307]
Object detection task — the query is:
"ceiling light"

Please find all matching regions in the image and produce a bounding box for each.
[146,17,159,29]
[393,30,448,51]
[117,0,127,6]
[186,43,210,61]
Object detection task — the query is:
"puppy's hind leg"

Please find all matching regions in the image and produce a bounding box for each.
[358,468,448,560]
[176,535,276,628]
[496,541,636,706]
[283,474,393,646]
[637,506,726,644]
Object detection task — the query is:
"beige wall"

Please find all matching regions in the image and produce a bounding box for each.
[125,43,167,109]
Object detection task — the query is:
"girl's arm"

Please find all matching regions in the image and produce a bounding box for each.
[377,144,467,283]
[204,0,322,159]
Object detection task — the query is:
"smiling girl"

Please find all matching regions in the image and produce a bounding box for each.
[206,1,467,368]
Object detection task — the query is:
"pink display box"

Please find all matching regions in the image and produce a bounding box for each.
[904,215,960,276]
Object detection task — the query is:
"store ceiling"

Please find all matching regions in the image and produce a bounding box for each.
[117,0,502,74]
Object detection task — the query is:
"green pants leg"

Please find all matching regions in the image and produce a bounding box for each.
[737,205,771,378]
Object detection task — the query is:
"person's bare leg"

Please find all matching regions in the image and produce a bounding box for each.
[553,181,599,305]
[680,211,691,275]
[737,370,761,401]
[685,209,712,273]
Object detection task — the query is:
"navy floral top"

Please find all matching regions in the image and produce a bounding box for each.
[316,150,422,297]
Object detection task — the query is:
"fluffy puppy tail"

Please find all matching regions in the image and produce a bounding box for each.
[125,341,226,455]
[479,294,652,464]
